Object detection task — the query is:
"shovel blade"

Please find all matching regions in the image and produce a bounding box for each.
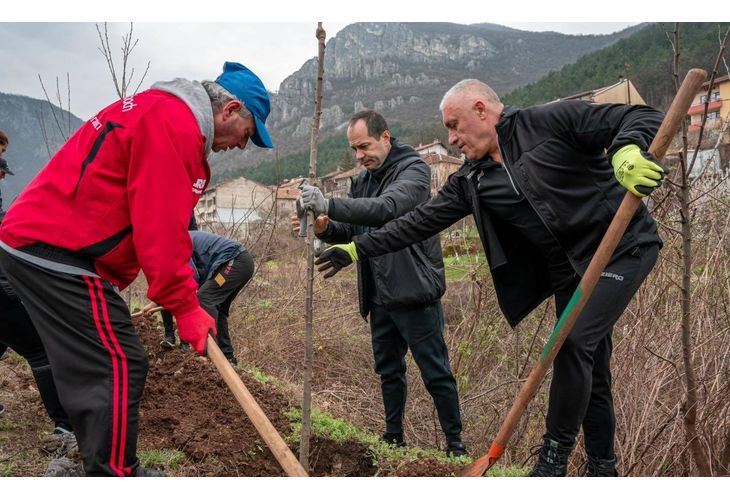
[460,441,505,477]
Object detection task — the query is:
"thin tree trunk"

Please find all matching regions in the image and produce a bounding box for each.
[673,23,712,476]
[299,22,326,471]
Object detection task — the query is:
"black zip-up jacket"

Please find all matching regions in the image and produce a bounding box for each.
[318,138,446,318]
[354,101,664,327]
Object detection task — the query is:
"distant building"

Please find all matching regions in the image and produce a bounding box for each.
[683,75,730,177]
[415,139,463,194]
[421,151,463,196]
[324,166,365,198]
[415,139,450,156]
[557,78,646,105]
[274,177,306,217]
[320,169,345,196]
[688,74,730,132]
[196,176,274,234]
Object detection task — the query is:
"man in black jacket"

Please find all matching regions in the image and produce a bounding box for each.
[315,81,668,476]
[295,110,466,456]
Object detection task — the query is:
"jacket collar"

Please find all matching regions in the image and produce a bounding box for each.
[496,105,519,142]
[151,78,215,157]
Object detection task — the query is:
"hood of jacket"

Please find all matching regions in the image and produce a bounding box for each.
[151,78,214,157]
[366,137,422,187]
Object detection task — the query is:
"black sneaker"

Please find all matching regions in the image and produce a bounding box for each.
[0,403,4,416]
[528,438,573,477]
[446,440,468,458]
[227,356,239,366]
[180,342,190,352]
[42,427,79,458]
[381,432,406,447]
[583,456,619,477]
[45,457,85,477]
[134,466,165,477]
[160,332,176,348]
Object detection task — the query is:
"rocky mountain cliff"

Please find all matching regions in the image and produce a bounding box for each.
[211,22,644,175]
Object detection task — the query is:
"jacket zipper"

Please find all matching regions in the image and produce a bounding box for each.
[497,142,520,196]
[497,137,579,274]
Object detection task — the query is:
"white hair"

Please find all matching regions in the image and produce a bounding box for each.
[202,80,253,118]
[439,79,501,111]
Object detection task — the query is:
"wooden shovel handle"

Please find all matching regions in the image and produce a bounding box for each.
[130,305,163,318]
[206,336,308,477]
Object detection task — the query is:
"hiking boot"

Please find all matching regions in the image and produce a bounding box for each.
[584,456,619,477]
[134,466,165,477]
[528,438,573,477]
[227,356,239,366]
[45,457,85,477]
[446,440,469,458]
[160,332,176,348]
[41,427,79,458]
[381,432,406,447]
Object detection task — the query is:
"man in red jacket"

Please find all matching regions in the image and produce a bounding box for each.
[0,61,273,477]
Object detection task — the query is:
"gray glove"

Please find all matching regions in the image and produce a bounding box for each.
[300,184,329,216]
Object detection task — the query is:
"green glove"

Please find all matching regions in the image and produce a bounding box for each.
[314,242,359,279]
[611,144,669,198]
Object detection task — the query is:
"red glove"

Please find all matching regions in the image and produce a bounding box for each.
[175,306,216,355]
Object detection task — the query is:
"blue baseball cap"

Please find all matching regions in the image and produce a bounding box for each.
[215,62,274,149]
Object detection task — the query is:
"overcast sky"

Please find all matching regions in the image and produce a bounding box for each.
[1,0,688,119]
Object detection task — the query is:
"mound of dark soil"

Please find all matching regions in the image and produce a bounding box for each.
[387,458,461,477]
[136,315,378,476]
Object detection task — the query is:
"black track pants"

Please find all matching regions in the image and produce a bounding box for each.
[197,251,254,360]
[0,284,71,430]
[369,301,462,439]
[0,249,148,476]
[545,244,659,459]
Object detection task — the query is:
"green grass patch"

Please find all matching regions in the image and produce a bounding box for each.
[486,464,531,477]
[8,350,26,364]
[137,448,186,471]
[0,462,14,477]
[443,255,488,282]
[285,407,473,469]
[286,407,374,445]
[444,262,471,281]
[0,420,21,432]
[242,365,288,392]
[245,366,273,385]
[245,439,265,461]
[256,298,273,309]
[0,348,28,365]
[369,440,471,469]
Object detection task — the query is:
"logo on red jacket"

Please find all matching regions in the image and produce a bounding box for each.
[192,178,206,195]
[90,116,102,131]
[122,96,138,113]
